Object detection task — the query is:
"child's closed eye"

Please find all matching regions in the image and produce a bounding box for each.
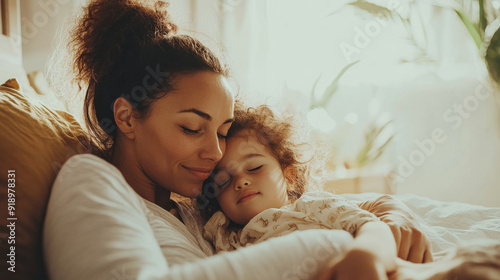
[248,165,263,172]
[218,179,231,189]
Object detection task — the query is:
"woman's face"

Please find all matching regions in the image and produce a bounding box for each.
[133,71,235,198]
[214,130,290,225]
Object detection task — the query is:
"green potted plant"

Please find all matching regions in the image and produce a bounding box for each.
[454,0,500,85]
[309,60,395,194]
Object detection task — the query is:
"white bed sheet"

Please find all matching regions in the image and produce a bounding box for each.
[341,193,500,259]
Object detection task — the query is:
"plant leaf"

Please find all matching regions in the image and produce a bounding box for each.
[356,144,372,168]
[485,21,500,84]
[479,0,487,37]
[316,60,360,108]
[348,0,393,18]
[371,135,394,162]
[455,8,483,49]
[310,73,323,109]
[373,119,393,137]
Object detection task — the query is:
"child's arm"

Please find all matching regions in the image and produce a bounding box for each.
[357,194,433,263]
[317,221,397,280]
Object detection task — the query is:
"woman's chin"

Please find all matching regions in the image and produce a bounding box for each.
[177,183,203,198]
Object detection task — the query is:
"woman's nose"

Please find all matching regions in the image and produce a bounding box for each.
[200,134,224,162]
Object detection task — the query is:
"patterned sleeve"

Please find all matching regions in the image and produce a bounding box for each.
[203,211,236,252]
[290,191,380,236]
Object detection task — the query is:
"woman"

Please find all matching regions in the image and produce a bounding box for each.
[43,1,431,279]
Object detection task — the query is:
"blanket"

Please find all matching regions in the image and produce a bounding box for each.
[342,193,500,279]
[342,193,500,257]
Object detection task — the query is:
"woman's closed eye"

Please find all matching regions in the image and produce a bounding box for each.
[181,126,201,135]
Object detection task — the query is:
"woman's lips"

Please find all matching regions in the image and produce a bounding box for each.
[182,165,212,180]
[237,191,260,204]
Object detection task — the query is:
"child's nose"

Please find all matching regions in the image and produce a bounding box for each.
[235,178,251,190]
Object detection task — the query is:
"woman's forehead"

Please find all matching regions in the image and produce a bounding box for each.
[151,72,235,119]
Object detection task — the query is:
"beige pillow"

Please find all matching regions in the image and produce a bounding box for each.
[0,79,92,280]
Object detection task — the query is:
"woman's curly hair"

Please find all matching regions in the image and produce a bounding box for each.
[197,101,327,220]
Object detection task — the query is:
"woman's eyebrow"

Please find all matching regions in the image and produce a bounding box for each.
[178,108,234,124]
[178,108,211,120]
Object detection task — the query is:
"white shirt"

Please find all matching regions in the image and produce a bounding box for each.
[43,154,354,280]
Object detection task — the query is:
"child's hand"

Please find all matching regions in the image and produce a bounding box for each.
[357,195,433,263]
[387,220,433,263]
[316,249,388,280]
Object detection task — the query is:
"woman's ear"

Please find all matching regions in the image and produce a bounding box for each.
[113,97,136,140]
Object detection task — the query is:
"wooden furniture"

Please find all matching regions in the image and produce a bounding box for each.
[323,167,395,195]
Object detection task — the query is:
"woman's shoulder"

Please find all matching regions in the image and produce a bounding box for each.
[59,153,118,176]
[56,153,125,186]
[52,153,141,207]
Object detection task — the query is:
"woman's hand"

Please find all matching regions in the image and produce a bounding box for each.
[357,195,433,263]
[317,249,388,280]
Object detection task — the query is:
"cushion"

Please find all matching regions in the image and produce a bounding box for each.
[0,79,92,280]
[0,55,39,99]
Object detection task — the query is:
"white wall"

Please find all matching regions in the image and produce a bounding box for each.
[20,0,80,74]
[323,70,500,207]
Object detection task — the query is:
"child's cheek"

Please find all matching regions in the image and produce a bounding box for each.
[217,189,231,207]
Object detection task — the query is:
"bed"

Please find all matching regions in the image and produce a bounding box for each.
[0,1,499,279]
[343,193,500,258]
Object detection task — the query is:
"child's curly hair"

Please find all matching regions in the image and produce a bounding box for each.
[196,101,327,220]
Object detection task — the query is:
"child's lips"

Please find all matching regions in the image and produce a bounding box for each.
[237,191,260,204]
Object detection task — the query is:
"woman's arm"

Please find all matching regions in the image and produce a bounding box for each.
[44,155,354,280]
[356,194,433,263]
[317,221,397,280]
[350,221,397,272]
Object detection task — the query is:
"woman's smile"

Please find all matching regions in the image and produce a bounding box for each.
[182,165,213,180]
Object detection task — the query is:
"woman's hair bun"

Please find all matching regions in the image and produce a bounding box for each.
[71,0,177,85]
[63,0,227,157]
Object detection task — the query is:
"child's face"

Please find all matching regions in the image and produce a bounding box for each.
[213,130,290,225]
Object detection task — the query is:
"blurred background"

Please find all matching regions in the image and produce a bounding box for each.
[18,0,500,206]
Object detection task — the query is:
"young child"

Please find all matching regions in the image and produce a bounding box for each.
[197,103,500,280]
[199,103,398,278]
